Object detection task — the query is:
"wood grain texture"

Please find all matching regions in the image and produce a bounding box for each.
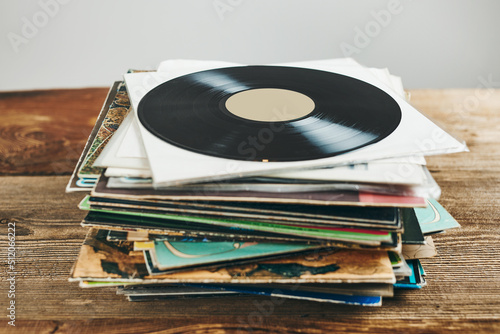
[0,88,108,175]
[0,89,499,333]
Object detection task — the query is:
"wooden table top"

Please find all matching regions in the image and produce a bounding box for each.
[0,88,499,333]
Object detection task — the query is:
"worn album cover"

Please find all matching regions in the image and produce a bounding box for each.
[66,81,121,191]
[414,199,461,234]
[87,195,401,227]
[82,210,400,250]
[150,239,318,271]
[77,82,130,178]
[82,210,336,244]
[401,208,425,244]
[83,197,403,237]
[402,236,437,259]
[393,259,426,289]
[117,282,393,298]
[69,229,395,284]
[92,175,426,207]
[105,175,429,196]
[119,283,383,306]
[80,200,395,246]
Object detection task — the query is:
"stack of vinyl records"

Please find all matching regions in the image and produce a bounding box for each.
[67,58,465,306]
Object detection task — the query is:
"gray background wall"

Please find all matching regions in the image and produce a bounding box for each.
[0,0,498,91]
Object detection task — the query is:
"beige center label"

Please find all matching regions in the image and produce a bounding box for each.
[225,88,315,122]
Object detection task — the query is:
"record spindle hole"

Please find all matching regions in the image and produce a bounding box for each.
[225,88,315,122]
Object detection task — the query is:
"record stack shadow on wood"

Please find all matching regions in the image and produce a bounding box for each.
[67,58,465,306]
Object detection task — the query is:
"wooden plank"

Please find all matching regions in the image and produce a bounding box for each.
[0,88,108,175]
[0,89,499,332]
[4,319,500,334]
[0,175,499,324]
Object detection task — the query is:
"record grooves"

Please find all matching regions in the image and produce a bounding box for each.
[138,66,402,162]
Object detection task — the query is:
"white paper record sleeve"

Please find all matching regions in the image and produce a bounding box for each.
[119,59,466,187]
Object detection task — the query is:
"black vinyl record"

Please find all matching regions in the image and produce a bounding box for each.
[137,66,402,162]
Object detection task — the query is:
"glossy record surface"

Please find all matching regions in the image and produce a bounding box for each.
[137,66,402,161]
